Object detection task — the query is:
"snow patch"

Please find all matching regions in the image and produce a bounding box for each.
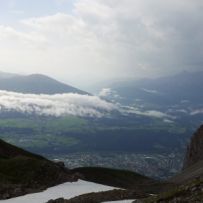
[0,180,116,203]
[103,200,134,203]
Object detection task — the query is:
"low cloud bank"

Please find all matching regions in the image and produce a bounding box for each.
[190,109,203,116]
[122,106,174,119]
[98,88,122,101]
[142,88,160,94]
[0,90,174,119]
[0,90,117,117]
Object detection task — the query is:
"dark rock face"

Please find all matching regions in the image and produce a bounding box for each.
[183,125,203,169]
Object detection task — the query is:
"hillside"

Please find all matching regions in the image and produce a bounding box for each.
[71,167,168,193]
[47,167,173,203]
[137,178,203,203]
[0,139,77,199]
[0,73,88,94]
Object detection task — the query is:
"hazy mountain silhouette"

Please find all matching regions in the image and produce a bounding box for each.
[110,71,203,105]
[0,72,88,95]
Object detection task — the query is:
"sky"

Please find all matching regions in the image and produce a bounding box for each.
[0,0,202,89]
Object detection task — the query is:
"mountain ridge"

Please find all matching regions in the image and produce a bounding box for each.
[108,70,203,105]
[0,72,88,95]
[170,125,203,184]
[183,125,203,169]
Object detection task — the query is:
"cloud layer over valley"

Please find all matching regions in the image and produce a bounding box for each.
[0,90,175,120]
[0,90,117,117]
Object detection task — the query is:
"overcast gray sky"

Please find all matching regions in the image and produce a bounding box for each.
[0,0,202,89]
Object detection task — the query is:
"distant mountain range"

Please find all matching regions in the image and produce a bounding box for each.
[108,71,203,105]
[0,72,88,95]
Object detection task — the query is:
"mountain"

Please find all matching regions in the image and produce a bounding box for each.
[170,125,203,184]
[0,72,88,94]
[183,125,203,169]
[109,70,203,105]
[0,71,19,79]
[0,139,77,199]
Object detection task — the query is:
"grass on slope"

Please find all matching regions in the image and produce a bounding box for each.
[0,139,72,188]
[0,139,44,159]
[140,178,203,203]
[71,167,170,193]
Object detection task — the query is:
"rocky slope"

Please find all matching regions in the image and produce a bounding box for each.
[0,139,78,199]
[134,178,203,203]
[183,124,203,169]
[169,125,203,184]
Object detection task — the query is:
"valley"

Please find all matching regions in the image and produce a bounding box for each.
[0,71,202,181]
[0,1,203,201]
[0,113,195,179]
[49,151,184,180]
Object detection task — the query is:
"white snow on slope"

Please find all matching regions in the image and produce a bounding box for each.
[0,180,117,203]
[103,200,134,203]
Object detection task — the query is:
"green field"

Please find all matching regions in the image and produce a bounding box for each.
[0,115,192,155]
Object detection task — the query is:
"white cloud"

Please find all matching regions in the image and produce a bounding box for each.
[98,88,121,100]
[139,110,174,119]
[190,109,203,116]
[0,90,117,117]
[142,88,159,94]
[121,106,174,119]
[98,88,112,98]
[0,90,174,119]
[176,109,188,114]
[163,119,174,124]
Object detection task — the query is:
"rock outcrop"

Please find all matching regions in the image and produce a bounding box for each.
[183,125,203,169]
